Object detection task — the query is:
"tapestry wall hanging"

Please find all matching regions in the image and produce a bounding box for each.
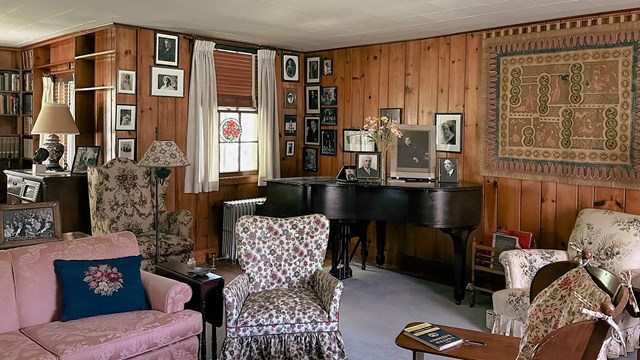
[480,21,640,189]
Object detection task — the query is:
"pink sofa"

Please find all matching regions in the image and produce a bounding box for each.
[0,231,202,360]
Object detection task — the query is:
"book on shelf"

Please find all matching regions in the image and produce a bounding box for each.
[497,228,535,249]
[403,322,464,351]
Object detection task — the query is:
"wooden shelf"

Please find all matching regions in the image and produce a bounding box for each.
[75,85,115,92]
[0,68,19,72]
[0,91,19,94]
[75,49,115,60]
[35,60,74,70]
[0,114,19,117]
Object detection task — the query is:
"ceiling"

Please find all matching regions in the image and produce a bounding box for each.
[0,0,638,52]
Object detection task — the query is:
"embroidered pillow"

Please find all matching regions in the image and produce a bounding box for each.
[516,266,609,360]
[54,255,149,321]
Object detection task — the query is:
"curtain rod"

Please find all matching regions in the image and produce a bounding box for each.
[186,34,289,54]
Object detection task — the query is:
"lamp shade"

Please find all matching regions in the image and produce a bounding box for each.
[138,140,190,168]
[32,103,79,134]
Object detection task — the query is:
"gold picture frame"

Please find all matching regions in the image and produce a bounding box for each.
[0,201,62,249]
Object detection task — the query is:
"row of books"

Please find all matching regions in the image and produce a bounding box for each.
[23,116,33,135]
[0,94,20,115]
[22,49,33,70]
[0,136,21,159]
[0,72,20,92]
[23,138,33,159]
[23,72,33,92]
[23,94,32,115]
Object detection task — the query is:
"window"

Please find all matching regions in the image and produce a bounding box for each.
[219,108,258,174]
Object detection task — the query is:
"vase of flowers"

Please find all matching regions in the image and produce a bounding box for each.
[362,116,402,184]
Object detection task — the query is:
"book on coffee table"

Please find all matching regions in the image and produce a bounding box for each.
[403,322,464,351]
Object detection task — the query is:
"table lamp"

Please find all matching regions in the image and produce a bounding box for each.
[31,103,79,171]
[138,130,190,265]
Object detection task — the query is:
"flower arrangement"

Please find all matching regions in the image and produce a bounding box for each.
[361,116,403,153]
[84,264,124,296]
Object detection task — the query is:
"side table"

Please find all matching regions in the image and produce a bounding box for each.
[155,261,225,360]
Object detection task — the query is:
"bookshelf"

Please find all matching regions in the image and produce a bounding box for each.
[469,241,506,307]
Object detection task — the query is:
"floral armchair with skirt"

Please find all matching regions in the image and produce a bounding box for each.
[220,214,348,360]
[491,208,640,358]
[87,157,194,272]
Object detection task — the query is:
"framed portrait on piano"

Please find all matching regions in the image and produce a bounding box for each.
[389,124,436,180]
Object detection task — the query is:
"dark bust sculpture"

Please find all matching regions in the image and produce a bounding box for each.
[33,148,49,164]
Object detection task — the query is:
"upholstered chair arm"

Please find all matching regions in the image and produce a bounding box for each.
[158,210,193,237]
[310,270,344,322]
[499,249,569,289]
[223,274,250,327]
[140,271,192,313]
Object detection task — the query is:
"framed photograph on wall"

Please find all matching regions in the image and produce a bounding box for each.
[321,129,337,156]
[283,54,299,82]
[306,56,320,83]
[343,129,375,152]
[321,108,337,126]
[284,115,297,136]
[285,140,295,157]
[303,147,318,172]
[151,67,184,97]
[321,86,337,106]
[355,152,381,180]
[117,70,136,94]
[380,108,402,124]
[0,201,62,249]
[439,158,459,183]
[304,116,320,145]
[323,58,333,76]
[115,105,136,131]
[155,32,179,66]
[435,113,463,153]
[305,85,320,114]
[284,88,297,109]
[117,138,136,160]
[71,146,101,174]
[389,124,436,180]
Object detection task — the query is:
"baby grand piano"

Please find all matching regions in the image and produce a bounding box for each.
[256,177,482,304]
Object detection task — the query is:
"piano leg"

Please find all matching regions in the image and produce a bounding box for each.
[329,221,353,279]
[375,221,387,268]
[441,227,473,305]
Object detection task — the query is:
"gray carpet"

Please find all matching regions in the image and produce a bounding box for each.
[209,262,492,359]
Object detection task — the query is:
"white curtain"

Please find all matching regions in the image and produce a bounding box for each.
[185,40,219,193]
[257,49,280,186]
[65,81,76,168]
[39,76,54,147]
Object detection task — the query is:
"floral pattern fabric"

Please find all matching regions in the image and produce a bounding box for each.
[221,214,347,360]
[87,157,194,272]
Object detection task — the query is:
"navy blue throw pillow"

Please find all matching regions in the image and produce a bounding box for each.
[54,255,150,321]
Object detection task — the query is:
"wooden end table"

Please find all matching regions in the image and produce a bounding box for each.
[155,261,225,360]
[396,322,519,360]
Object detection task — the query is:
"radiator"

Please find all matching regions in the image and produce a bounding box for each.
[222,197,266,261]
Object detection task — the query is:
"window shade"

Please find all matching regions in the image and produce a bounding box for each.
[214,50,255,107]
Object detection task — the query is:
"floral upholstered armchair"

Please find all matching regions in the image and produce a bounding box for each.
[220,214,348,360]
[87,157,194,272]
[492,208,640,358]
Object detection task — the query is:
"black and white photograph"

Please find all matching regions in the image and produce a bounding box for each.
[304,116,320,145]
[285,140,295,157]
[435,113,463,153]
[283,54,299,82]
[284,88,297,109]
[323,58,333,76]
[116,105,136,131]
[117,138,136,160]
[117,70,136,94]
[303,147,318,172]
[151,67,184,97]
[155,32,179,66]
[305,85,320,114]
[390,124,436,180]
[380,108,402,124]
[321,108,337,126]
[356,152,380,180]
[343,129,375,152]
[439,158,459,183]
[71,146,101,174]
[306,56,320,84]
[321,129,337,156]
[321,86,337,106]
[284,115,297,136]
[336,165,357,182]
[0,202,61,249]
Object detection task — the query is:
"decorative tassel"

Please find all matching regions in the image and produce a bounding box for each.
[619,270,639,314]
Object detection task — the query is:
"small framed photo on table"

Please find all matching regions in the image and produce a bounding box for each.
[117,70,136,94]
[438,158,459,183]
[343,129,375,153]
[355,152,381,180]
[0,201,62,249]
[155,32,179,66]
[435,113,463,153]
[71,146,101,174]
[390,124,436,180]
[151,67,184,98]
[283,54,299,82]
[303,147,318,172]
[115,105,136,131]
[117,138,136,160]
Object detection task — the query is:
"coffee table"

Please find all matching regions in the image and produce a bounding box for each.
[396,322,519,360]
[155,261,225,359]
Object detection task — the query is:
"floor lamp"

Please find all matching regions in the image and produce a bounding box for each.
[138,131,190,265]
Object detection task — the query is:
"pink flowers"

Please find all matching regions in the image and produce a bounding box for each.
[83,264,124,296]
[362,116,402,153]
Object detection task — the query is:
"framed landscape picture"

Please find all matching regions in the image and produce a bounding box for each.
[283,54,299,82]
[151,67,184,97]
[306,56,320,84]
[155,32,179,66]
